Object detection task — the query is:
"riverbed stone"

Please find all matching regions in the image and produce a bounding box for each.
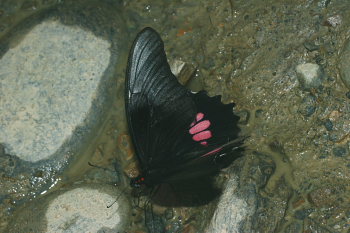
[206,173,249,233]
[6,185,129,232]
[296,63,324,90]
[0,20,111,162]
[0,0,127,169]
[0,2,127,231]
[45,187,124,232]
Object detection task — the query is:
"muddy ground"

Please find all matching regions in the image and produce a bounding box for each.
[0,0,349,232]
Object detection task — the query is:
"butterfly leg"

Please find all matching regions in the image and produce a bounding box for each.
[144,186,164,233]
[143,197,154,232]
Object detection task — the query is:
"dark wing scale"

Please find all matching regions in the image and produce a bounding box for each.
[126,27,196,169]
[126,27,243,196]
[153,91,242,184]
[191,91,241,149]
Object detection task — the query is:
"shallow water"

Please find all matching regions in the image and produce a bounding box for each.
[1,0,350,232]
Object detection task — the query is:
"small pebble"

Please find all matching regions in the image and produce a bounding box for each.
[164,208,174,220]
[296,63,324,90]
[294,208,313,220]
[237,110,250,125]
[332,146,347,157]
[255,109,264,118]
[323,119,333,131]
[346,91,350,99]
[170,60,196,85]
[299,95,316,117]
[305,106,316,117]
[328,132,340,142]
[324,15,342,27]
[303,41,319,52]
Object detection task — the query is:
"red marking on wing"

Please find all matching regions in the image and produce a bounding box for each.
[200,141,208,146]
[192,130,212,141]
[189,120,211,134]
[201,147,222,157]
[189,113,215,149]
[196,112,204,121]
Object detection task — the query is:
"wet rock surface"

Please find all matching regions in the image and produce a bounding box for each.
[0,19,111,162]
[296,63,324,90]
[0,0,127,231]
[6,184,130,233]
[1,0,350,232]
[121,0,350,232]
[206,167,250,233]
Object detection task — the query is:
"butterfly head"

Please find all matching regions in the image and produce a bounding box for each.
[130,175,146,188]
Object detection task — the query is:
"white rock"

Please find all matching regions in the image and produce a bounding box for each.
[5,185,129,232]
[295,63,323,90]
[206,176,248,233]
[45,187,122,233]
[0,20,111,162]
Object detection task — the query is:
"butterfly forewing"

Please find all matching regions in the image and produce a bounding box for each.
[126,28,197,169]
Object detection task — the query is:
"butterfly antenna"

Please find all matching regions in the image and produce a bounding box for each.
[232,136,250,151]
[107,186,128,208]
[131,189,144,209]
[144,197,156,233]
[150,201,155,233]
[137,189,142,208]
[144,186,161,232]
[87,162,115,172]
[227,135,249,147]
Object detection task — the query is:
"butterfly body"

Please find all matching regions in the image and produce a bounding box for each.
[126,27,243,205]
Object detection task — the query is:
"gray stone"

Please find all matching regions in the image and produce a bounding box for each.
[45,187,124,232]
[296,63,324,90]
[170,60,196,85]
[339,39,350,90]
[298,94,317,117]
[332,146,347,157]
[324,119,333,131]
[346,91,350,99]
[6,185,130,233]
[0,3,127,230]
[206,175,248,233]
[303,41,319,52]
[0,20,111,162]
[325,15,342,27]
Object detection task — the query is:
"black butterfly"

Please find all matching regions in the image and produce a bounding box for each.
[125,27,243,206]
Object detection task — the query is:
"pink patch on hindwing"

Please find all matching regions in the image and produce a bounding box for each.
[189,120,210,134]
[196,113,204,121]
[200,141,208,146]
[192,130,212,141]
[189,112,213,147]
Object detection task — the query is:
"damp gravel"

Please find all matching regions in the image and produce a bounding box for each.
[1,0,350,232]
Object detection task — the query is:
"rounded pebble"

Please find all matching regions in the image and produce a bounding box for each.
[6,185,130,232]
[346,91,350,99]
[324,119,333,131]
[296,63,324,90]
[332,147,347,157]
[0,20,111,162]
[46,188,122,232]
